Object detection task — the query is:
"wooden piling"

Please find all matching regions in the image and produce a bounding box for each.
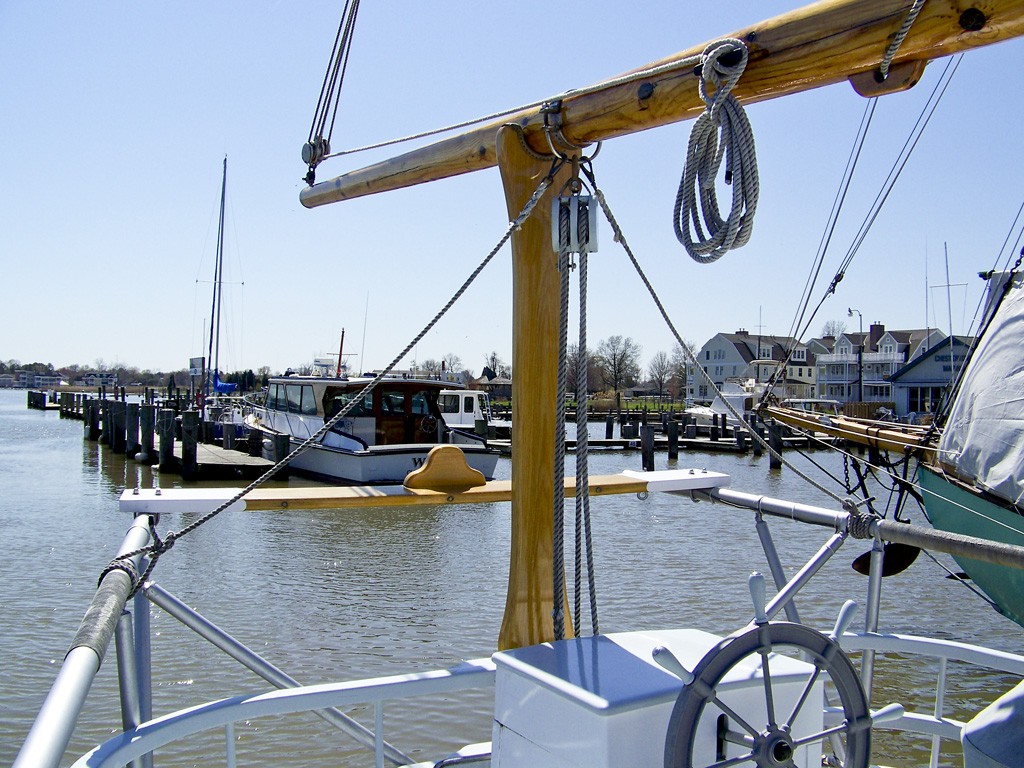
[247,427,264,457]
[750,415,763,457]
[138,404,155,464]
[270,433,290,478]
[180,411,199,480]
[125,402,140,457]
[158,409,176,471]
[768,420,783,469]
[86,399,101,441]
[667,420,679,460]
[110,400,126,453]
[641,425,655,472]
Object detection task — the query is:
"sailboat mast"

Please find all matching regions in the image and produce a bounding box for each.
[207,156,228,397]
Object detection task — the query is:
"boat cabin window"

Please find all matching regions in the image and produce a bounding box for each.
[438,394,460,414]
[381,390,405,414]
[410,390,432,415]
[286,384,303,414]
[300,386,317,416]
[268,383,289,412]
[464,395,475,414]
[328,391,372,418]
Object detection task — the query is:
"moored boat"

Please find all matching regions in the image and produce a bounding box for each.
[438,388,512,438]
[248,373,499,483]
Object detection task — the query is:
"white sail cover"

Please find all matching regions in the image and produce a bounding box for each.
[938,272,1024,507]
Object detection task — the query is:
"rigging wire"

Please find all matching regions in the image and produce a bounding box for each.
[304,0,362,184]
[113,159,564,588]
[763,54,964,398]
[306,50,704,173]
[582,162,847,505]
[784,99,878,345]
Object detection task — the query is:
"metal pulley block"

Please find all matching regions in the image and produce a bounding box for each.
[551,193,599,253]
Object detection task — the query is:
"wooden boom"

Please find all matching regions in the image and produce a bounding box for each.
[301,0,1024,208]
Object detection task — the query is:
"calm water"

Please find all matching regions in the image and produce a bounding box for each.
[1,389,1021,766]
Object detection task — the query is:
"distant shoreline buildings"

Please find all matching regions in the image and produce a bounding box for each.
[687,323,972,419]
[0,370,118,390]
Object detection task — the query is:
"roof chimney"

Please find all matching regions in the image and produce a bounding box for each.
[869,323,884,350]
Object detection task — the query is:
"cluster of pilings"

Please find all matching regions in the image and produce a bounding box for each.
[58,389,279,480]
[612,411,800,472]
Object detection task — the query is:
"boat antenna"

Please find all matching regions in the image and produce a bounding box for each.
[336,328,345,378]
[359,291,369,376]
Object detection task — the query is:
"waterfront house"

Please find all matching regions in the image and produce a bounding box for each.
[80,372,119,387]
[814,323,946,403]
[686,329,816,403]
[888,335,974,419]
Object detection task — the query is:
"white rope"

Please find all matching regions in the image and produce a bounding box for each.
[673,39,759,263]
[879,0,928,80]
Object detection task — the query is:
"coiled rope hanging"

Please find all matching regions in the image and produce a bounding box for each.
[673,39,759,263]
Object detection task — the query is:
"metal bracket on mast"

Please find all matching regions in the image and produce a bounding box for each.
[848,59,928,97]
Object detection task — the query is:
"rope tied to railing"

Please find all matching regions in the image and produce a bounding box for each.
[673,38,759,264]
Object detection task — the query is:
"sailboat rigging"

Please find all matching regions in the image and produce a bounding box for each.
[202,156,238,412]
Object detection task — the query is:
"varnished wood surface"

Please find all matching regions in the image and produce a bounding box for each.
[300,0,1024,208]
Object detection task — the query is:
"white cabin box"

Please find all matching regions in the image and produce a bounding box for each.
[491,628,822,768]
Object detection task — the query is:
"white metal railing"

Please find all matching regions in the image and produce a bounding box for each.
[65,631,1024,768]
[71,659,496,768]
[839,631,1024,768]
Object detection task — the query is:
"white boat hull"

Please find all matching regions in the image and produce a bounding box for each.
[282,437,499,485]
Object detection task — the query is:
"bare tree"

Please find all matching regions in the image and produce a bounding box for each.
[483,351,511,379]
[669,340,697,399]
[821,319,847,338]
[566,344,594,397]
[595,336,642,392]
[648,351,671,397]
[441,353,461,372]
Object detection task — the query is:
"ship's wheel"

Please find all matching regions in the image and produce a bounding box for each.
[658,577,903,768]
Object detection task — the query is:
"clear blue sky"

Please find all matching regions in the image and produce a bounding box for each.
[2,2,1022,377]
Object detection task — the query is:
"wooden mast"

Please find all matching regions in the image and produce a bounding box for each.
[495,127,577,649]
[301,0,1024,208]
[298,0,1024,650]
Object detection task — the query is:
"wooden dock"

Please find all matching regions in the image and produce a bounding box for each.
[26,391,60,411]
[170,441,274,480]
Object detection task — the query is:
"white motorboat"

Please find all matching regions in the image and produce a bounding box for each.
[438,388,512,438]
[246,373,499,484]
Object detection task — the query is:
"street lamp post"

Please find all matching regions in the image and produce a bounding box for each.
[848,308,863,402]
